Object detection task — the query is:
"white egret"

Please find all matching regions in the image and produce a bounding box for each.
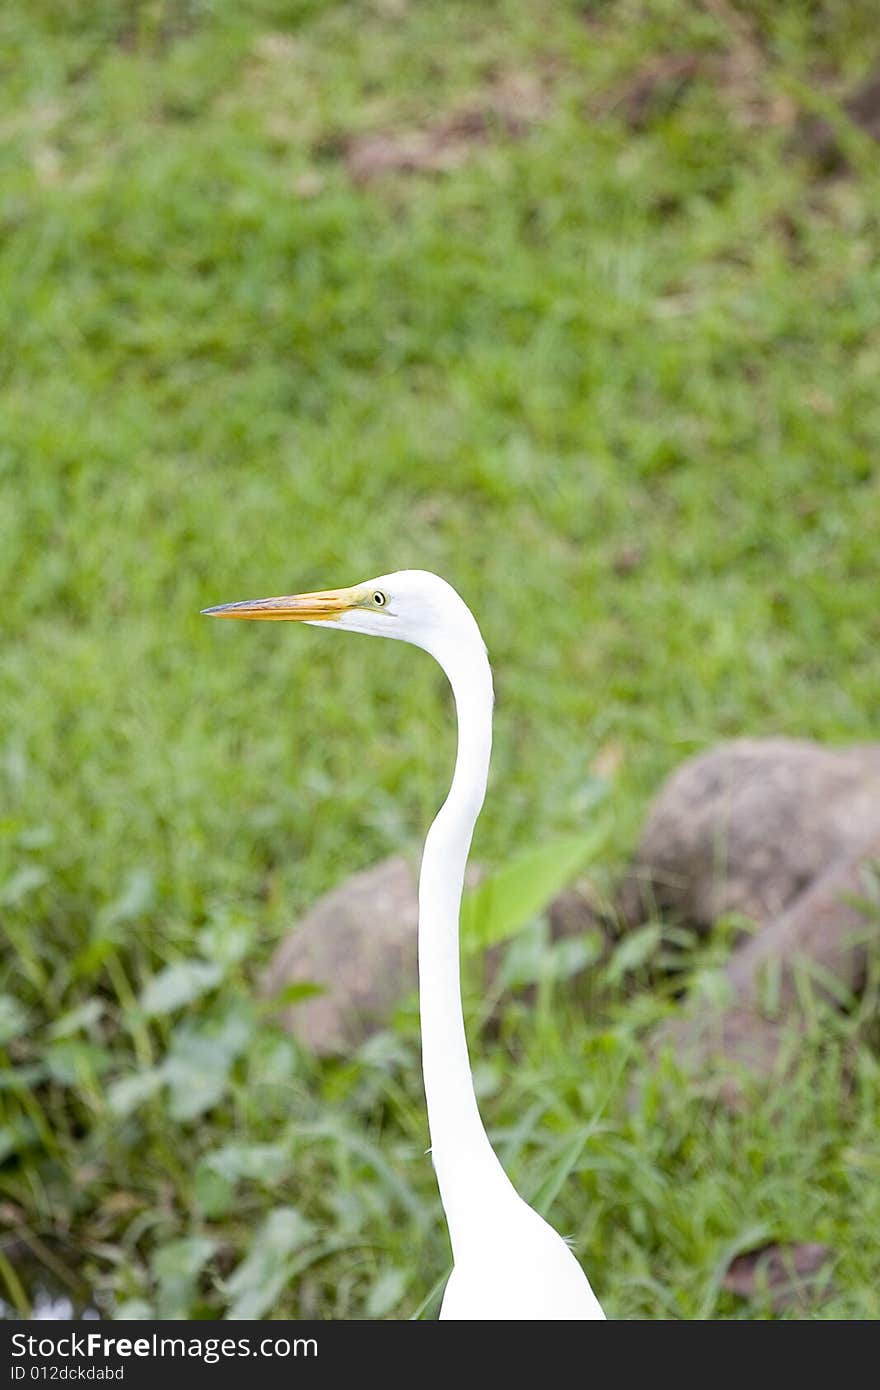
[203,569,605,1321]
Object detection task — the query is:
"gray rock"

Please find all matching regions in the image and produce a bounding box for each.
[726,829,880,1007]
[650,827,880,1104]
[260,854,418,1055]
[629,739,880,1102]
[619,738,880,930]
[721,1241,834,1313]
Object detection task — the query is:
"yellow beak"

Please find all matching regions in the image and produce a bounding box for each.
[201,586,359,622]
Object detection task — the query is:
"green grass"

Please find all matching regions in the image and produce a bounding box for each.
[1,0,879,1318]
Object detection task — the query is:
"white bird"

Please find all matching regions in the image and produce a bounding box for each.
[203,570,605,1321]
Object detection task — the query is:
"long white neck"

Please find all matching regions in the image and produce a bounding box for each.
[418,631,517,1260]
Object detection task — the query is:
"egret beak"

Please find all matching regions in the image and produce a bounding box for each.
[201,586,359,622]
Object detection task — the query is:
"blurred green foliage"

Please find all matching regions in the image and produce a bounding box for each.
[0,0,879,1318]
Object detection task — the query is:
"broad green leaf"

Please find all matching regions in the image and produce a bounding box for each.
[45,1039,111,1087]
[492,919,548,991]
[99,869,155,932]
[17,826,53,849]
[161,1010,254,1122]
[547,931,604,981]
[48,999,104,1039]
[207,1002,256,1059]
[72,937,116,980]
[164,1034,232,1121]
[471,1059,502,1100]
[355,1031,411,1071]
[195,1140,290,1218]
[0,1064,45,1091]
[0,866,47,907]
[247,1034,299,1088]
[603,924,661,985]
[224,1207,314,1320]
[194,1165,233,1219]
[0,1118,37,1163]
[461,829,609,951]
[691,967,735,1010]
[366,1267,409,1318]
[107,1068,165,1117]
[199,1141,289,1186]
[139,960,223,1017]
[269,981,325,1008]
[198,912,253,968]
[491,922,602,992]
[0,994,29,1045]
[152,1236,217,1319]
[113,1299,155,1320]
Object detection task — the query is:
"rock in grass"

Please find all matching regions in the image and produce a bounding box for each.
[260,855,418,1055]
[668,830,880,1101]
[618,738,880,931]
[721,1242,834,1312]
[725,830,880,1008]
[649,828,880,1104]
[653,828,878,1100]
[639,740,880,1102]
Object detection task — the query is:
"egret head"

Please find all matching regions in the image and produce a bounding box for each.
[202,569,484,659]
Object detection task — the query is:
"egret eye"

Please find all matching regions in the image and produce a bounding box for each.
[372,591,387,607]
